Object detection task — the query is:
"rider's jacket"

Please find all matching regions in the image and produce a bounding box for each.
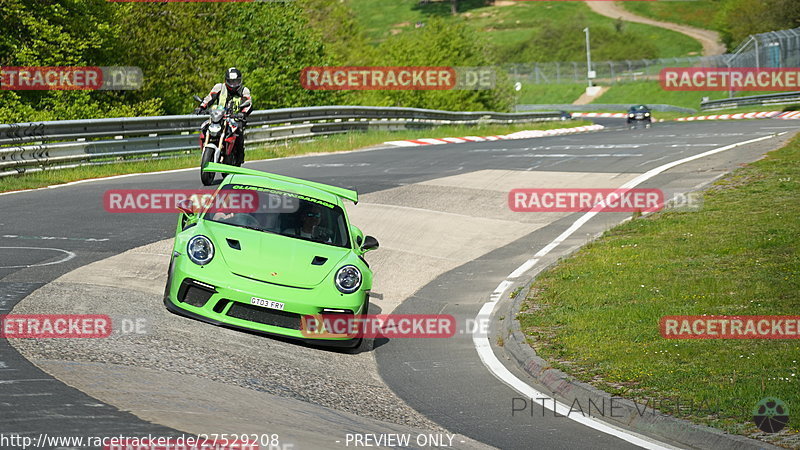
[200,83,253,116]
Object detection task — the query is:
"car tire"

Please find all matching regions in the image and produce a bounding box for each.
[163,255,175,304]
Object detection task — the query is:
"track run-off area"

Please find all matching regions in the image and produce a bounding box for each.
[0,118,796,449]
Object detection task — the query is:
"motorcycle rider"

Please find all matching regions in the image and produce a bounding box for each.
[195,67,253,166]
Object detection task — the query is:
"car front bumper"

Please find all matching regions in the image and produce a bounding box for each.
[164,256,367,346]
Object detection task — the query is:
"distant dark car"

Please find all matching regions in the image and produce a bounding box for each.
[627,105,652,123]
[560,111,572,120]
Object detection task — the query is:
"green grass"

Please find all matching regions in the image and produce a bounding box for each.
[597,81,724,109]
[350,0,702,59]
[622,0,722,32]
[595,81,783,110]
[514,80,790,111]
[518,135,800,441]
[0,120,591,194]
[517,84,587,105]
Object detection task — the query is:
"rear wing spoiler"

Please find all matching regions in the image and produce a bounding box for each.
[203,162,358,204]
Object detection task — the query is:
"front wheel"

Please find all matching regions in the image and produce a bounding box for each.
[200,147,215,186]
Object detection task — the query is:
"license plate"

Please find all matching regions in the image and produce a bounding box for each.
[250,297,285,311]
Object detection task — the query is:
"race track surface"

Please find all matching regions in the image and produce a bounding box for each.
[1,119,796,449]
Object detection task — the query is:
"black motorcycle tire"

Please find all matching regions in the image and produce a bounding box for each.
[200,146,215,186]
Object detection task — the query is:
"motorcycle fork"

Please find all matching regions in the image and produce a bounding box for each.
[218,132,227,162]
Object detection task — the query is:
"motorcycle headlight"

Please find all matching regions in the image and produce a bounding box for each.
[208,123,222,134]
[335,265,362,294]
[187,235,214,266]
[209,110,223,122]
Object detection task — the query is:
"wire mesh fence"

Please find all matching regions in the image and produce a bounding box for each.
[504,27,800,85]
[726,27,800,69]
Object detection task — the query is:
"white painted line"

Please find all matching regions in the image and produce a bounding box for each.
[489,280,514,302]
[0,247,76,269]
[474,296,675,450]
[0,141,395,198]
[418,138,448,145]
[473,132,782,449]
[504,153,644,158]
[383,125,605,147]
[508,258,539,279]
[383,140,419,147]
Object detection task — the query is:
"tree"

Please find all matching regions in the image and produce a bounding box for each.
[0,0,161,122]
[354,18,513,111]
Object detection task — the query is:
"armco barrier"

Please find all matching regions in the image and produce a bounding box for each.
[700,91,800,111]
[0,106,565,176]
[516,104,696,114]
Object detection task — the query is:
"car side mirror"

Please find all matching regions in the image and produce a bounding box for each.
[361,235,379,252]
[176,199,196,216]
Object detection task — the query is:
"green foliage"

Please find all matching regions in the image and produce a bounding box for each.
[0,91,162,123]
[221,4,345,110]
[114,2,344,114]
[0,0,117,66]
[716,0,800,48]
[298,0,376,64]
[0,0,158,122]
[353,18,513,111]
[0,0,511,123]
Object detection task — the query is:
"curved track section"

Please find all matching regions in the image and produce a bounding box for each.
[2,119,797,448]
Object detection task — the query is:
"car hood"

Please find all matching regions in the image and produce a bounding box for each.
[205,222,350,289]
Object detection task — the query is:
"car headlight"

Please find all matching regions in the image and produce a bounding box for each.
[335,265,362,294]
[645,112,651,117]
[208,123,222,134]
[187,235,214,265]
[629,114,635,118]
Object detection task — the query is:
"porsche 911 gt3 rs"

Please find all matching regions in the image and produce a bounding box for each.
[163,163,379,347]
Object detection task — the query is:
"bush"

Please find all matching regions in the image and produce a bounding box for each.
[352,18,513,112]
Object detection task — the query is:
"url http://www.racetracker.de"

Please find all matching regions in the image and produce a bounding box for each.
[0,433,285,450]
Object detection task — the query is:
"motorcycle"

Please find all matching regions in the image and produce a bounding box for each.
[193,95,251,186]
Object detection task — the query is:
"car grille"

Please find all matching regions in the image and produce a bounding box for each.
[226,302,302,330]
[178,279,215,308]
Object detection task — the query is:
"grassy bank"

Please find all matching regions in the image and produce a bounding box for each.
[517,84,587,105]
[350,0,701,60]
[518,135,799,442]
[0,120,590,194]
[515,81,784,110]
[595,81,783,110]
[622,1,721,31]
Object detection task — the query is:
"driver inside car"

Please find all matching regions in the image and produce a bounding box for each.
[283,205,332,244]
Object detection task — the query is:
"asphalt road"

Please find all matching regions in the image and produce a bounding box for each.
[1,118,796,449]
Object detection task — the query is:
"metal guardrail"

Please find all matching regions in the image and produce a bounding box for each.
[700,91,800,110]
[516,104,696,114]
[0,106,566,176]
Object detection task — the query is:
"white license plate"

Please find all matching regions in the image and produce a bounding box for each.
[250,297,285,311]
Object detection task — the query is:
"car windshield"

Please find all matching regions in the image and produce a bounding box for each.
[203,184,350,248]
[630,105,648,112]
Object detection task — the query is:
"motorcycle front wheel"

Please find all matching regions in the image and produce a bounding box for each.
[200,146,215,186]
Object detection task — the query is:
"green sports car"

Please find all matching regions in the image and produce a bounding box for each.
[163,163,379,347]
